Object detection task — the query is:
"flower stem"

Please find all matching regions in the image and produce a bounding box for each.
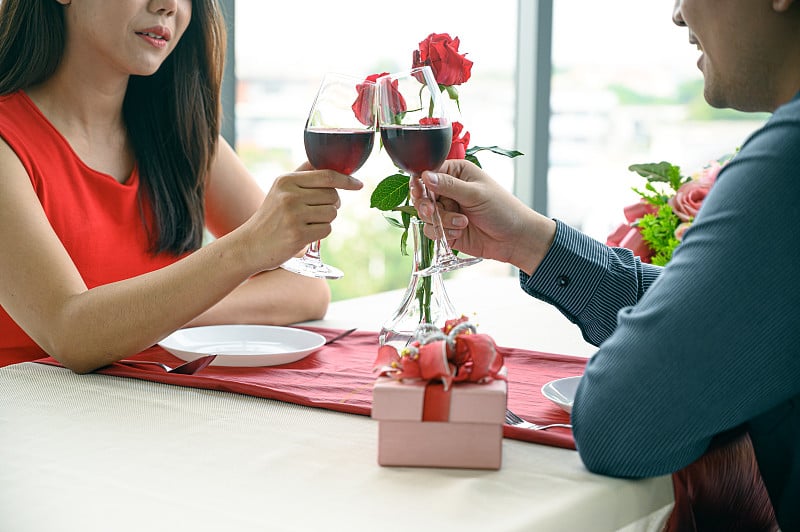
[416,230,435,323]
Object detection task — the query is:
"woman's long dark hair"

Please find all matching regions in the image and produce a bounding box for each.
[0,0,227,255]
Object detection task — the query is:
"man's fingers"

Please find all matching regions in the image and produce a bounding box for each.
[421,170,466,203]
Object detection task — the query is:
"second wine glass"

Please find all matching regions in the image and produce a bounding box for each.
[376,66,481,277]
[281,73,377,279]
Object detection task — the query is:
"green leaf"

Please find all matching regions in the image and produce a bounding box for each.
[632,185,669,206]
[382,215,405,229]
[443,84,459,101]
[466,153,482,168]
[391,205,416,216]
[628,162,683,190]
[370,173,410,211]
[466,145,524,159]
[400,211,411,256]
[400,227,409,256]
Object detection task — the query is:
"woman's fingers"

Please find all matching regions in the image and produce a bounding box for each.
[294,169,364,191]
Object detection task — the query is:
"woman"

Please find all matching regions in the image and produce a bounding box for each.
[0,0,362,373]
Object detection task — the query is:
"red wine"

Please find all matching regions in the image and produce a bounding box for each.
[304,128,375,174]
[380,124,453,176]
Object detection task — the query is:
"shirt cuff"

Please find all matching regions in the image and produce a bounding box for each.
[519,219,609,321]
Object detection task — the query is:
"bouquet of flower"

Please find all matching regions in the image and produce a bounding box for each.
[607,151,736,265]
[368,33,522,255]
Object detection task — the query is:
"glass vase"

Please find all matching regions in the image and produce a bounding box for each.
[379,219,458,348]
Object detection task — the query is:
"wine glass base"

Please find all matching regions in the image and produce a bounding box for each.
[281,257,344,280]
[415,256,482,277]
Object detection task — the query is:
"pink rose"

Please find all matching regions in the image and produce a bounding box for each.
[696,160,722,185]
[674,222,692,241]
[669,177,714,222]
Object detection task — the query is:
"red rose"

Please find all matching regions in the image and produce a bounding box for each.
[606,224,654,263]
[623,200,658,223]
[369,72,407,123]
[618,227,654,263]
[412,33,473,86]
[352,73,383,126]
[446,121,470,160]
[606,199,659,262]
[606,223,631,248]
[419,117,442,126]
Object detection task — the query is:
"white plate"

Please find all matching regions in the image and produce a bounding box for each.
[541,376,581,413]
[158,325,326,367]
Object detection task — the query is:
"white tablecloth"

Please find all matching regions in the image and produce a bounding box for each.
[0,275,674,532]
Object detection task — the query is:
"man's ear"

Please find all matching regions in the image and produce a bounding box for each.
[773,0,796,13]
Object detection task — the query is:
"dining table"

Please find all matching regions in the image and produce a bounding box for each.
[0,273,675,532]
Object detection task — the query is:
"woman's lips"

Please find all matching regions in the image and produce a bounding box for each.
[135,25,171,49]
[136,32,168,49]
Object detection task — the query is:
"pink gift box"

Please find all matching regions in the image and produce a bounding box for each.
[371,376,507,470]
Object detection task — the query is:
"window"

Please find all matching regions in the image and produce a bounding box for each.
[233,0,519,300]
[229,1,768,300]
[548,1,767,241]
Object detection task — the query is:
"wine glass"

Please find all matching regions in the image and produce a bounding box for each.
[281,73,377,279]
[376,66,481,277]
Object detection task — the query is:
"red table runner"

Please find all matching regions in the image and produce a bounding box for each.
[34,326,582,449]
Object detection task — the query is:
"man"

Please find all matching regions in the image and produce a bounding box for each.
[412,0,800,528]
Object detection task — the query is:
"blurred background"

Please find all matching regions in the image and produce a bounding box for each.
[228,0,767,301]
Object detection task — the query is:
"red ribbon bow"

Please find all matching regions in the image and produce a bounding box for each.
[373,316,505,391]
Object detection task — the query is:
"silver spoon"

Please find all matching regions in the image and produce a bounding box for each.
[117,354,217,375]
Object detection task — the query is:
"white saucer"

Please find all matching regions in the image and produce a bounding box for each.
[541,376,581,413]
[158,325,326,367]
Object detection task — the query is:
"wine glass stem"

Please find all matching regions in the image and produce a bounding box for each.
[305,240,323,262]
[421,182,458,261]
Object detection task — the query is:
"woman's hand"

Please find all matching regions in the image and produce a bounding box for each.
[237,168,363,272]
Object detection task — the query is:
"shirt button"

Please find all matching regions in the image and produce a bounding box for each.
[557,275,569,287]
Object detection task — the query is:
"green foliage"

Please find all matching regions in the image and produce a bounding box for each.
[370,174,411,211]
[370,145,523,259]
[464,146,523,169]
[324,220,417,302]
[626,161,685,264]
[466,145,524,159]
[635,205,681,266]
[629,162,685,207]
[370,173,414,255]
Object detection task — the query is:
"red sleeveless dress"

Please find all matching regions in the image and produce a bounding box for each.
[0,91,184,365]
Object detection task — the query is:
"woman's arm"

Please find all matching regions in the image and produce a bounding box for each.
[0,138,357,373]
[193,137,331,325]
